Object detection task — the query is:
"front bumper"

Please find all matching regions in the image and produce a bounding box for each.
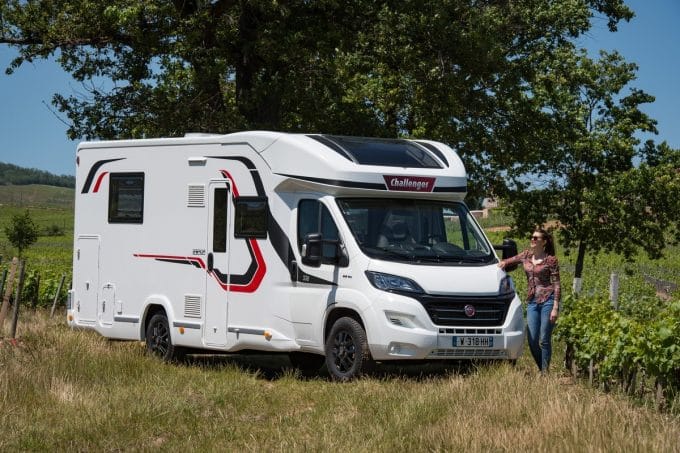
[366,293,525,361]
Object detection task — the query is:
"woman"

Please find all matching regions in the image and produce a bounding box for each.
[498,228,561,373]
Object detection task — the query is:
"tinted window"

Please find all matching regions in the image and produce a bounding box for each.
[298,200,342,264]
[213,188,228,252]
[108,173,144,224]
[315,135,442,168]
[234,197,268,239]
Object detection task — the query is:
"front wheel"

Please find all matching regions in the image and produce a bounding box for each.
[325,316,373,381]
[145,313,185,362]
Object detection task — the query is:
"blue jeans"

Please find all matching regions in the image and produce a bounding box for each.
[526,296,555,372]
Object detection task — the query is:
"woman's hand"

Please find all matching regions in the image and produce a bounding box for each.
[497,260,506,269]
[550,307,559,324]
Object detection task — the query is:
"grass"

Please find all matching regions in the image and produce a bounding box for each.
[1,189,679,450]
[1,310,679,451]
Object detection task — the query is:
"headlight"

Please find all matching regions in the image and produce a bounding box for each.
[499,275,515,297]
[365,271,424,294]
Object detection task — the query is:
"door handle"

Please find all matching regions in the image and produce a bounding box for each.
[207,252,214,272]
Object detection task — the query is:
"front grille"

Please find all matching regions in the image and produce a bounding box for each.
[414,294,512,327]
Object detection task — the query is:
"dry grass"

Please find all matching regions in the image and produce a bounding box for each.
[1,310,679,452]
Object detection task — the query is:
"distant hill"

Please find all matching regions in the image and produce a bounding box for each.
[0,162,75,188]
[0,184,74,209]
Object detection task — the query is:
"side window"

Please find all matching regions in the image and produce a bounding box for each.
[108,173,144,224]
[298,199,341,264]
[212,188,228,252]
[234,197,268,238]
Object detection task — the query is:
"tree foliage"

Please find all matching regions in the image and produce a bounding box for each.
[4,0,677,273]
[502,47,679,276]
[0,162,75,187]
[4,210,39,257]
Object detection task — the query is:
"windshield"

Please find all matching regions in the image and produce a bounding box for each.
[336,198,495,265]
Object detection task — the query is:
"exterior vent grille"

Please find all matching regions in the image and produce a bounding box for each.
[184,295,202,318]
[187,184,205,207]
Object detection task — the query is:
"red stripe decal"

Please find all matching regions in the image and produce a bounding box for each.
[134,254,206,269]
[220,170,240,197]
[93,172,109,193]
[228,239,266,292]
[132,168,268,294]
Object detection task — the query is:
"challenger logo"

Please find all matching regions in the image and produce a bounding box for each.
[383,175,435,192]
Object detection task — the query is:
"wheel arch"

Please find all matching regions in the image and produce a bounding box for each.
[324,307,366,342]
[139,296,174,341]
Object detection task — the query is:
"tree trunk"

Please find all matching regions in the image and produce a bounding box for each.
[573,240,587,295]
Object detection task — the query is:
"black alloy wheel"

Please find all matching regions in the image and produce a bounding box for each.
[145,313,184,362]
[325,316,373,381]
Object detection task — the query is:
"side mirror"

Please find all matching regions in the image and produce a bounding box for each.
[493,238,519,272]
[301,233,323,267]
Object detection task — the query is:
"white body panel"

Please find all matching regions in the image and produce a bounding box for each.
[68,132,524,361]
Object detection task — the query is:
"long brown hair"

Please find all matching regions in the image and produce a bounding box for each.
[534,228,556,256]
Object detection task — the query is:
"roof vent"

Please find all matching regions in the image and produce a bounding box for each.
[184,132,221,138]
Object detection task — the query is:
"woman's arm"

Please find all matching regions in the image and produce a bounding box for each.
[498,250,528,270]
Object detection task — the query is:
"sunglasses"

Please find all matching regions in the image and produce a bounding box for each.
[530,236,543,241]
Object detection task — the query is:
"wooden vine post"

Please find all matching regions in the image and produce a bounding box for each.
[32,273,41,309]
[50,274,67,318]
[9,260,27,339]
[0,269,7,305]
[0,257,19,330]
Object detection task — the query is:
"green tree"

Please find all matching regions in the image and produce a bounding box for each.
[0,0,634,206]
[4,210,39,257]
[501,48,679,286]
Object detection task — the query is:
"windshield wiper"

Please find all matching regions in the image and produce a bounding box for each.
[370,247,415,260]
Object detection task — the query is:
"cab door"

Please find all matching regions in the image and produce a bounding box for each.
[203,181,231,346]
[291,197,347,346]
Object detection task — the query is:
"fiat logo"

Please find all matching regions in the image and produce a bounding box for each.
[464,305,476,317]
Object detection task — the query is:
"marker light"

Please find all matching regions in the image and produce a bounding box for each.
[264,331,272,341]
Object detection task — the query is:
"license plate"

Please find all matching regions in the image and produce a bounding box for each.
[453,336,493,347]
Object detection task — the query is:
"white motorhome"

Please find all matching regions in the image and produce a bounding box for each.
[68,131,523,380]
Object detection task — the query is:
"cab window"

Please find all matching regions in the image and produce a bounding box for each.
[298,199,342,265]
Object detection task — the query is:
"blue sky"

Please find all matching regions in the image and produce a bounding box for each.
[0,0,678,177]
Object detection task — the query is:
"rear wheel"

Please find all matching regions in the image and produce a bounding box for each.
[325,316,373,381]
[145,313,185,362]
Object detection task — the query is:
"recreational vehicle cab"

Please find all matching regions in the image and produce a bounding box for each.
[68,131,524,380]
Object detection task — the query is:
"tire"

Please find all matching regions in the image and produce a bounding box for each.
[289,352,325,376]
[325,316,373,381]
[145,313,185,362]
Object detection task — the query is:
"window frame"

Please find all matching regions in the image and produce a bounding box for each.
[233,196,268,239]
[108,172,145,224]
[297,198,345,266]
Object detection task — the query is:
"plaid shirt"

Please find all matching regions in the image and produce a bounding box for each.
[505,250,561,305]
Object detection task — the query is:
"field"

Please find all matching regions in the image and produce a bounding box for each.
[2,311,679,451]
[0,185,679,450]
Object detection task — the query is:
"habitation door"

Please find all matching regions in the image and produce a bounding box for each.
[75,235,100,323]
[204,181,231,346]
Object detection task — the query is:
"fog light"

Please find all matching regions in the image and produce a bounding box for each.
[387,342,417,357]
